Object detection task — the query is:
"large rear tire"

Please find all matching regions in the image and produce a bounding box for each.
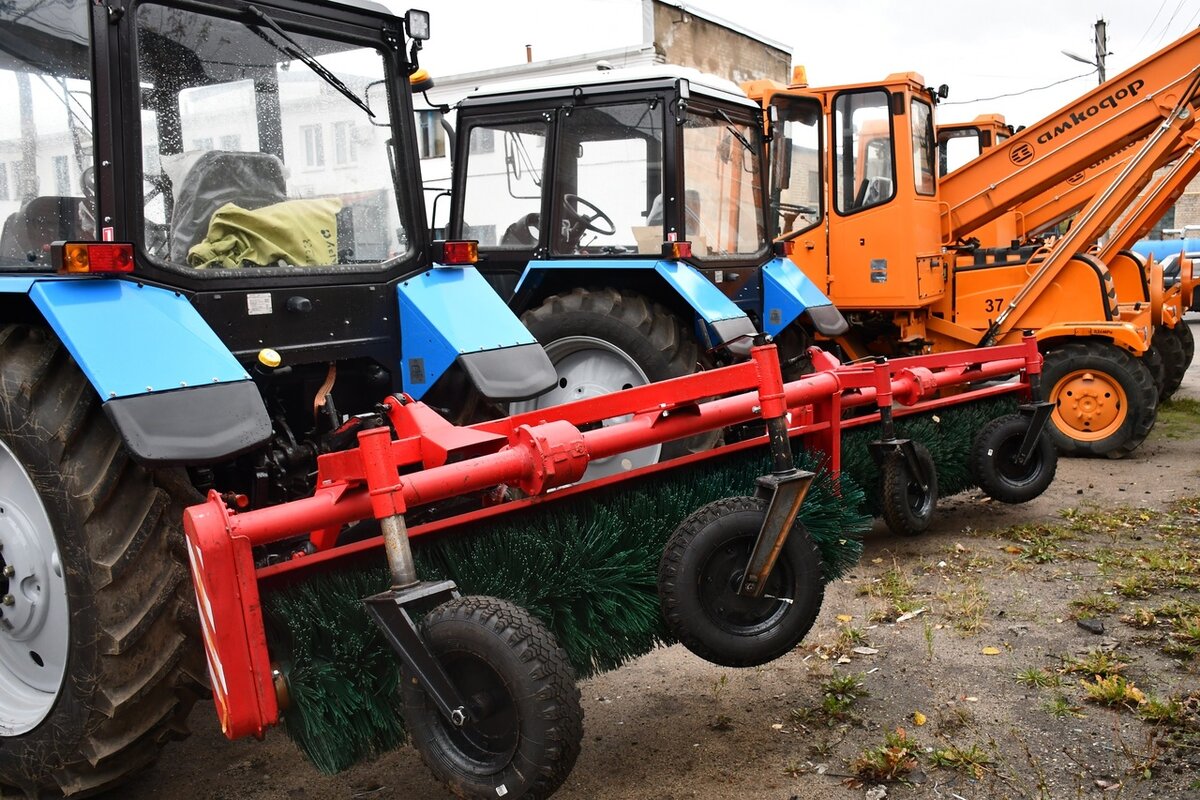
[402,596,583,800]
[1040,341,1157,459]
[514,288,715,480]
[0,326,205,797]
[1154,325,1186,401]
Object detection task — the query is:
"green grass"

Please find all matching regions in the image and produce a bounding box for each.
[1156,397,1200,439]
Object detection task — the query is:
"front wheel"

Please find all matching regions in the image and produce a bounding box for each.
[402,596,583,800]
[658,497,824,668]
[1040,341,1157,458]
[969,414,1058,504]
[880,442,938,537]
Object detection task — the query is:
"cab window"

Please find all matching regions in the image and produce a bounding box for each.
[549,101,663,256]
[0,0,95,268]
[770,99,822,237]
[911,99,935,196]
[938,127,981,176]
[457,118,549,249]
[136,3,410,270]
[833,90,894,214]
[681,106,765,259]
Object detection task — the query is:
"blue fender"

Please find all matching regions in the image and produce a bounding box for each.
[0,276,269,464]
[516,259,757,349]
[760,258,848,337]
[397,266,555,401]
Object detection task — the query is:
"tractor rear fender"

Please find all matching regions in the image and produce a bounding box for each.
[1034,323,1150,355]
[0,275,270,465]
[515,258,845,351]
[397,266,556,402]
[759,257,849,337]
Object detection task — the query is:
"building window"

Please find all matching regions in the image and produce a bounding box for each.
[219,134,242,151]
[192,137,214,151]
[53,155,69,194]
[302,124,325,168]
[0,164,8,201]
[333,121,357,165]
[417,111,445,159]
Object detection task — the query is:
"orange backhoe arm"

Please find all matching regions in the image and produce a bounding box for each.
[940,28,1200,242]
[1099,139,1200,260]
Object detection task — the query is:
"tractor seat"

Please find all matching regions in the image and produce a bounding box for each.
[0,196,85,265]
[169,151,287,265]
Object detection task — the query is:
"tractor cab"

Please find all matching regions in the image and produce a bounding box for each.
[449,67,769,304]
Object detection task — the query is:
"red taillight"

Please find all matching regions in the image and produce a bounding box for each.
[661,240,692,260]
[439,240,479,265]
[53,242,135,274]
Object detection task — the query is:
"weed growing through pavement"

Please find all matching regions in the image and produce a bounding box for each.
[821,673,868,718]
[1070,593,1119,618]
[1081,674,1146,710]
[1043,695,1084,718]
[1061,649,1129,678]
[1014,667,1060,688]
[850,728,919,782]
[929,743,994,778]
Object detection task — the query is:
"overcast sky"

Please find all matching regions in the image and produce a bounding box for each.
[386,0,1200,127]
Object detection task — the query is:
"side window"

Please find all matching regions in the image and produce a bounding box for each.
[417,110,445,160]
[771,99,822,236]
[911,99,935,196]
[551,102,663,256]
[0,0,96,266]
[136,3,409,269]
[834,90,894,214]
[458,119,548,249]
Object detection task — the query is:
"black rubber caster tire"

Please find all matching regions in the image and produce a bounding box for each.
[402,596,583,800]
[969,413,1058,504]
[880,442,938,537]
[658,496,824,668]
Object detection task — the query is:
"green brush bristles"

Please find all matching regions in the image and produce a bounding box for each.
[262,396,1015,773]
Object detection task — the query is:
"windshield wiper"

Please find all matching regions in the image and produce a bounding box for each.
[245,5,374,118]
[717,108,753,153]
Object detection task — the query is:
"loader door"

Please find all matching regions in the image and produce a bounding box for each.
[769,97,826,292]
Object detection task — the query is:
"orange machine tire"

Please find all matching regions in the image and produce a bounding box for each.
[1040,341,1157,458]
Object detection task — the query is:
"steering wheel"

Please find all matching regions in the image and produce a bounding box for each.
[854,176,893,209]
[562,194,616,239]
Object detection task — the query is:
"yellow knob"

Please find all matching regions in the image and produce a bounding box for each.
[258,348,282,369]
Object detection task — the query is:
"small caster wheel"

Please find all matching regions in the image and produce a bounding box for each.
[658,496,824,668]
[880,441,937,536]
[969,413,1057,504]
[402,596,583,800]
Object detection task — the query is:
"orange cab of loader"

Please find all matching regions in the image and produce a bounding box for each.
[746,71,1161,457]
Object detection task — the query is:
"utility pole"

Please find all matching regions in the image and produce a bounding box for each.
[1095,18,1108,84]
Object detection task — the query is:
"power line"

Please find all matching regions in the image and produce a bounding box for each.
[1154,0,1188,46]
[941,70,1096,106]
[1136,0,1169,47]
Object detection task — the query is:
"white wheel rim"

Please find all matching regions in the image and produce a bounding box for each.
[511,335,662,480]
[0,439,70,735]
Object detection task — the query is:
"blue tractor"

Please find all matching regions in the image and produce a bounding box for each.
[0,1,565,794]
[443,67,848,477]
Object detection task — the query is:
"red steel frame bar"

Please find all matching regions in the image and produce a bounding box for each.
[181,336,1040,741]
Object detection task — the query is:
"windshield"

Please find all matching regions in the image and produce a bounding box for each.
[135,3,412,271]
[770,98,822,237]
[682,106,765,259]
[834,90,894,214]
[0,0,95,269]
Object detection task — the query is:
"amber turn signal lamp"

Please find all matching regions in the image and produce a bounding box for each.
[661,240,692,260]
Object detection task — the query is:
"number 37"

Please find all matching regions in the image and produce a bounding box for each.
[984,297,1004,313]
